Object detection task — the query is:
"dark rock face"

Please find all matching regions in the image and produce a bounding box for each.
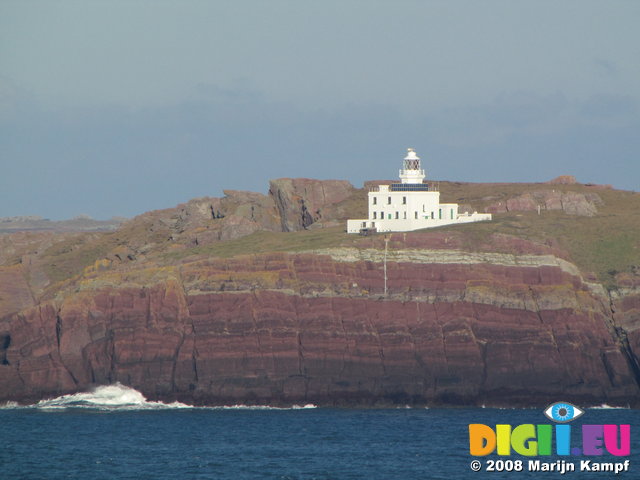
[610,274,640,390]
[2,245,638,407]
[269,178,355,231]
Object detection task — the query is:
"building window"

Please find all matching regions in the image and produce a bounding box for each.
[388,213,391,219]
[451,209,454,219]
[431,212,434,219]
[439,209,442,219]
[362,222,366,228]
[387,196,391,204]
[415,211,418,219]
[403,211,407,219]
[373,212,377,219]
[373,197,377,205]
[422,205,425,212]
[381,211,384,219]
[395,211,399,219]
[402,196,406,204]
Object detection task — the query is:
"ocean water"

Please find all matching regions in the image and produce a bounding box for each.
[1,385,638,479]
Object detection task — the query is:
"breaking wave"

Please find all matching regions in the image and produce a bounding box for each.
[0,383,317,411]
[32,383,192,411]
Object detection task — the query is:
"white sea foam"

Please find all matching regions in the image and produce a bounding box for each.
[213,403,317,410]
[589,404,630,410]
[1,383,317,411]
[33,383,192,411]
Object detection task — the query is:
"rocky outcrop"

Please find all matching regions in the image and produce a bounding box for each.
[1,237,638,407]
[103,179,357,263]
[547,175,578,185]
[116,191,281,251]
[485,190,603,216]
[102,179,356,264]
[269,178,356,231]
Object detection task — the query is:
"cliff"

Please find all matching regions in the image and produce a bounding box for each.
[1,178,639,407]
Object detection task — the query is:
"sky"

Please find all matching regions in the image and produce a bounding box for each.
[1,0,639,220]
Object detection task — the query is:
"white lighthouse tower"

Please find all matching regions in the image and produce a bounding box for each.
[346,148,492,233]
[399,148,425,184]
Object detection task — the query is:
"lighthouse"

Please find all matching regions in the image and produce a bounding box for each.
[399,148,425,184]
[346,148,492,233]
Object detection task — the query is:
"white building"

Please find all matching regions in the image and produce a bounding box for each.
[347,148,491,233]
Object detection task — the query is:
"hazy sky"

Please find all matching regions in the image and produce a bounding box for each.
[1,1,639,219]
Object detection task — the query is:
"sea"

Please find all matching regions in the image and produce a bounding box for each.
[1,384,638,479]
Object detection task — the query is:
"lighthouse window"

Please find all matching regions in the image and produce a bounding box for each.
[395,211,399,219]
[387,196,391,204]
[402,196,406,204]
[373,197,377,205]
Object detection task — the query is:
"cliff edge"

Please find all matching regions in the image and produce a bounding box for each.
[1,178,639,407]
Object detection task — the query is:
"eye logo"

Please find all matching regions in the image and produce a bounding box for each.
[470,401,631,457]
[543,402,584,423]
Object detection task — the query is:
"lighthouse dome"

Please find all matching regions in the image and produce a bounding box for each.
[404,148,420,161]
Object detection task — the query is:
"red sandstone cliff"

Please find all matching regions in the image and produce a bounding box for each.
[1,179,639,407]
[1,235,639,406]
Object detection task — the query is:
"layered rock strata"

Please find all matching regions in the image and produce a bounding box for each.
[2,240,638,407]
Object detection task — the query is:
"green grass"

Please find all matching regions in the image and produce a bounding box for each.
[163,226,357,261]
[42,233,113,284]
[437,182,640,285]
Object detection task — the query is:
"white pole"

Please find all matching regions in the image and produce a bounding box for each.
[384,235,389,296]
